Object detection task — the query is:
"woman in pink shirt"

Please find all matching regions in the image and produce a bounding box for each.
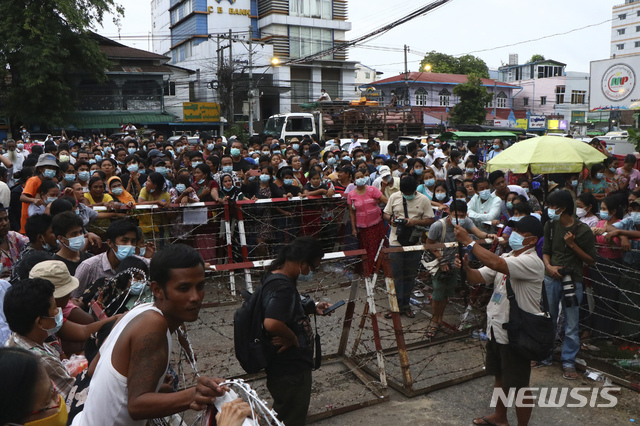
[348,170,388,274]
[617,154,640,191]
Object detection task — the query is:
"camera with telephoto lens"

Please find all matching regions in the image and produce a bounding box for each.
[558,266,579,307]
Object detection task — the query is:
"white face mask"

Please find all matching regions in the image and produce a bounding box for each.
[576,207,587,218]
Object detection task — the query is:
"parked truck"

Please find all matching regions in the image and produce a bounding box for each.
[264,101,424,142]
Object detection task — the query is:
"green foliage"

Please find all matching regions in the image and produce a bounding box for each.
[627,127,640,152]
[529,54,545,63]
[224,123,249,145]
[449,74,494,126]
[0,0,123,128]
[419,51,489,78]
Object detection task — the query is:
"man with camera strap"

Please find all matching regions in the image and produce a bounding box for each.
[541,190,596,379]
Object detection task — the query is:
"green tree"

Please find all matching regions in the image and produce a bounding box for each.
[529,54,545,63]
[419,51,489,78]
[0,0,124,129]
[449,74,494,126]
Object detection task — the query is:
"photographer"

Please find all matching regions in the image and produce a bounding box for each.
[541,190,595,379]
[382,176,435,317]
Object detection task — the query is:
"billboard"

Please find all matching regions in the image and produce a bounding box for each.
[183,103,221,122]
[528,115,546,129]
[590,56,640,111]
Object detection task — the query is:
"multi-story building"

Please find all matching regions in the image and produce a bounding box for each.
[611,0,640,58]
[498,57,589,134]
[150,0,357,126]
[354,63,382,93]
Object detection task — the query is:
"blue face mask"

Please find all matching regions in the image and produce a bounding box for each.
[506,201,513,210]
[259,174,271,183]
[403,194,416,201]
[95,155,103,162]
[466,168,475,174]
[71,151,78,158]
[425,178,436,187]
[509,231,526,251]
[197,178,205,185]
[298,265,314,282]
[493,144,501,150]
[273,150,281,155]
[62,235,85,252]
[78,171,90,182]
[230,148,241,157]
[292,144,300,151]
[43,308,64,336]
[128,148,137,155]
[413,168,424,175]
[599,210,610,220]
[113,244,136,261]
[176,184,186,193]
[222,165,233,173]
[342,156,351,162]
[155,167,167,176]
[192,161,202,168]
[138,247,146,257]
[327,157,336,165]
[207,144,215,151]
[46,196,58,204]
[435,192,446,201]
[127,164,139,173]
[596,172,605,180]
[43,169,56,179]
[630,211,640,224]
[355,177,367,187]
[129,280,146,296]
[112,187,124,196]
[283,178,294,186]
[510,215,523,222]
[479,189,491,200]
[64,174,76,182]
[571,180,578,187]
[547,208,561,221]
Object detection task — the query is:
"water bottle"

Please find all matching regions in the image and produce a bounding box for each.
[615,359,640,368]
[410,298,422,307]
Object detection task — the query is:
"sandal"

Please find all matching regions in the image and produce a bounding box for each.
[383,312,394,319]
[425,326,438,340]
[404,309,415,318]
[562,366,579,380]
[472,417,498,426]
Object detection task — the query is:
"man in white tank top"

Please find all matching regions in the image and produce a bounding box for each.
[73,244,229,425]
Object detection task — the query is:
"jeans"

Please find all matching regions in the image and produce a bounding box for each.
[389,249,422,311]
[544,275,583,368]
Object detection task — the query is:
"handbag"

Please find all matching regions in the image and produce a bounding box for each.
[396,196,425,246]
[421,218,447,275]
[502,278,554,361]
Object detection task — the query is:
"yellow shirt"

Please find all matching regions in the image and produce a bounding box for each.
[84,193,114,205]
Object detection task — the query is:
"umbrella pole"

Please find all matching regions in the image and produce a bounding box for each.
[543,173,548,205]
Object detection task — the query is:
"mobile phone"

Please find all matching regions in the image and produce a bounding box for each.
[323,300,346,315]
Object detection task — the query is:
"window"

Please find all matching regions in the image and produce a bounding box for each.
[439,89,450,106]
[365,72,371,79]
[571,90,586,104]
[555,85,565,104]
[540,96,547,106]
[496,92,507,108]
[170,0,192,25]
[618,43,625,50]
[635,41,640,48]
[636,25,640,31]
[619,13,627,20]
[618,28,626,35]
[289,26,333,59]
[290,0,332,19]
[523,97,529,106]
[163,81,176,96]
[184,40,192,59]
[638,10,640,16]
[415,88,428,106]
[537,65,564,79]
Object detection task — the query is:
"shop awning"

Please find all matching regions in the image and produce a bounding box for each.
[68,111,178,130]
[439,131,519,141]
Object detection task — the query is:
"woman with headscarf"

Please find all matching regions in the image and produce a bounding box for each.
[107,176,136,208]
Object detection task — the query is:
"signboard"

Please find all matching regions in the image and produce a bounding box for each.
[528,115,546,129]
[590,56,640,111]
[547,120,568,130]
[183,102,220,122]
[571,111,587,123]
[515,119,528,130]
[494,119,511,127]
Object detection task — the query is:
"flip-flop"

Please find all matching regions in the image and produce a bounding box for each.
[563,367,579,380]
[404,309,415,318]
[383,312,394,319]
[425,326,438,340]
[472,417,497,426]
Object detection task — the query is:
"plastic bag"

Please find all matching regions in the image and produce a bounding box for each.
[62,354,88,377]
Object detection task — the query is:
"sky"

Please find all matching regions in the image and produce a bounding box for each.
[98,0,617,76]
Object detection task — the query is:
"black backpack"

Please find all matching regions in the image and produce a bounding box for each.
[233,274,284,374]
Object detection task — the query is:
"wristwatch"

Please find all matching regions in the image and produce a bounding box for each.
[466,241,476,251]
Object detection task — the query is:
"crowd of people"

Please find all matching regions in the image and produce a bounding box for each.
[0,127,639,426]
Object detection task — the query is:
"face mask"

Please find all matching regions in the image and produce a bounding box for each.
[479,189,491,201]
[78,171,90,181]
[192,161,202,168]
[435,192,446,201]
[17,143,24,150]
[43,169,56,179]
[355,177,367,186]
[413,168,423,175]
[68,151,76,159]
[283,178,294,186]
[62,234,85,252]
[425,178,436,187]
[428,149,435,155]
[630,211,640,224]
[64,174,75,182]
[510,215,523,222]
[222,165,233,173]
[547,208,561,221]
[155,167,167,176]
[111,186,124,196]
[113,244,135,261]
[259,174,271,183]
[94,155,103,162]
[610,167,617,173]
[599,210,610,220]
[509,231,526,251]
[273,150,282,155]
[303,150,310,157]
[524,187,530,194]
[42,308,64,336]
[493,144,501,150]
[175,183,187,193]
[506,201,513,210]
[177,146,184,154]
[148,188,155,193]
[230,148,241,157]
[342,156,351,162]
[571,180,578,187]
[298,265,314,282]
[466,168,475,174]
[59,155,70,163]
[403,194,416,201]
[130,280,146,296]
[292,144,300,151]
[372,150,380,156]
[434,143,440,148]
[596,172,605,180]
[46,196,58,204]
[197,178,205,185]
[127,164,139,174]
[457,198,467,202]
[207,144,215,151]
[327,157,336,165]
[24,394,68,426]
[576,207,587,218]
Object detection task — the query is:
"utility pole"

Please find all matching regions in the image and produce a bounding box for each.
[404,45,409,106]
[216,34,221,103]
[229,29,234,123]
[248,25,254,136]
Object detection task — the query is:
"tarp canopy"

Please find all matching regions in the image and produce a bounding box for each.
[439,131,518,141]
[68,111,177,130]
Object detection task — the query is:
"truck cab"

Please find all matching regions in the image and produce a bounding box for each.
[265,113,317,142]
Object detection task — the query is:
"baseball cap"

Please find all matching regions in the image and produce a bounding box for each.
[29,260,79,298]
[147,149,165,159]
[152,157,167,166]
[378,165,391,178]
[309,144,321,155]
[509,216,543,238]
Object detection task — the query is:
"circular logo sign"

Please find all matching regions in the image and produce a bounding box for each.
[602,64,636,101]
